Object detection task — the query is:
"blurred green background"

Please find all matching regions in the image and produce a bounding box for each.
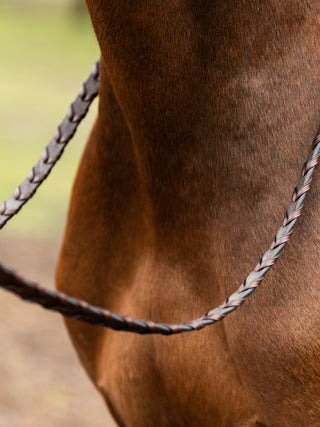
[0,2,118,427]
[0,0,99,239]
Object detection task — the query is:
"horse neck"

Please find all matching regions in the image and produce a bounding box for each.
[92,1,320,262]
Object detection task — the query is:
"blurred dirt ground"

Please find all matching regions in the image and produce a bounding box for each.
[0,2,117,425]
[0,233,116,427]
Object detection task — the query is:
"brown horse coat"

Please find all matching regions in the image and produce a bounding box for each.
[56,1,320,426]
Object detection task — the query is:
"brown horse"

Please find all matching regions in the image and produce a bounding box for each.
[56,2,320,426]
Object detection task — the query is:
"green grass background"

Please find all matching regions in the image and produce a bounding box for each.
[0,1,99,238]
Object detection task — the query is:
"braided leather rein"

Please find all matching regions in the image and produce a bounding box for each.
[1,60,320,335]
[0,61,100,230]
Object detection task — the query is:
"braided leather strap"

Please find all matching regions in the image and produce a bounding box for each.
[0,130,319,334]
[0,60,100,230]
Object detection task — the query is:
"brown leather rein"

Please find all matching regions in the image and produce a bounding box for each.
[1,60,320,335]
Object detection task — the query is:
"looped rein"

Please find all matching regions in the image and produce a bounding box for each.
[0,60,320,335]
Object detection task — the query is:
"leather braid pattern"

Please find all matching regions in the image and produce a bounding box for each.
[0,60,319,334]
[0,60,100,230]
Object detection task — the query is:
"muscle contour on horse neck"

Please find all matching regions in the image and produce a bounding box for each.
[56,2,320,426]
